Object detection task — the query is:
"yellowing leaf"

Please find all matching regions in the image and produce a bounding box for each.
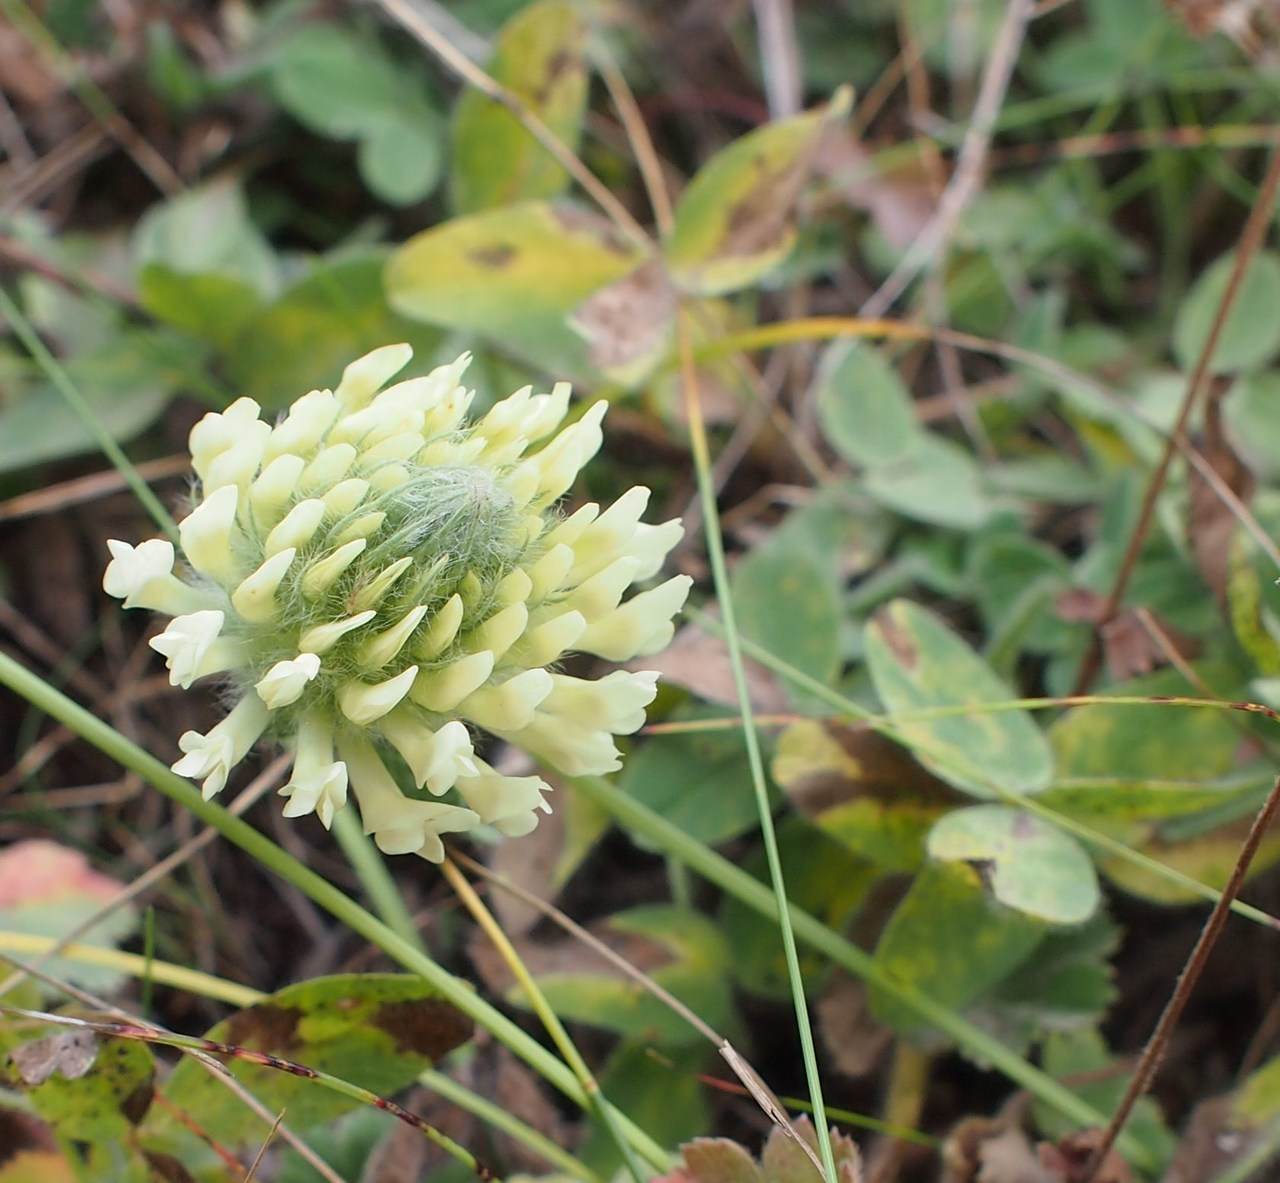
[773,721,956,872]
[663,88,851,296]
[451,0,588,213]
[869,861,1044,1034]
[144,974,471,1151]
[386,201,648,374]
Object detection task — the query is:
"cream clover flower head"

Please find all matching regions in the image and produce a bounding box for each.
[105,345,691,862]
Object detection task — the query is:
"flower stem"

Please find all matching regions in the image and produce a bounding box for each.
[332,807,425,953]
[676,308,837,1182]
[442,857,647,1183]
[0,648,672,1173]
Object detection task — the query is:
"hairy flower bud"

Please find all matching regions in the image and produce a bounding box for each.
[105,347,691,861]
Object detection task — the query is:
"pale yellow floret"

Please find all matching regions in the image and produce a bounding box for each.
[299,610,376,655]
[577,575,694,660]
[232,548,296,622]
[462,602,528,661]
[331,399,423,450]
[503,464,542,509]
[378,712,478,794]
[495,673,658,776]
[525,543,575,602]
[494,568,534,607]
[149,609,234,688]
[301,539,368,599]
[300,443,358,493]
[457,572,485,611]
[263,389,339,461]
[414,593,465,659]
[544,670,659,733]
[189,398,267,483]
[508,610,586,667]
[367,463,411,493]
[342,735,479,861]
[559,555,643,620]
[338,665,419,725]
[265,499,327,555]
[330,511,387,547]
[320,477,370,519]
[356,605,428,669]
[255,653,321,709]
[349,556,414,613]
[473,384,534,459]
[458,668,553,732]
[626,519,686,581]
[279,760,348,828]
[452,758,551,834]
[501,714,622,776]
[564,486,652,583]
[279,714,347,827]
[522,383,574,442]
[523,400,607,509]
[418,436,485,467]
[333,343,413,411]
[103,539,210,615]
[249,454,307,527]
[474,385,572,458]
[104,537,173,599]
[360,431,425,465]
[410,649,494,712]
[172,693,270,799]
[203,421,271,492]
[420,378,476,437]
[178,485,242,583]
[542,500,598,550]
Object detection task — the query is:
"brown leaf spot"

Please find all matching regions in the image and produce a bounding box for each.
[120,1076,154,1125]
[965,858,998,894]
[224,1004,301,1054]
[709,138,822,267]
[143,1151,201,1183]
[544,48,575,87]
[466,243,517,269]
[0,1105,58,1161]
[872,609,918,668]
[783,724,955,816]
[372,998,473,1061]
